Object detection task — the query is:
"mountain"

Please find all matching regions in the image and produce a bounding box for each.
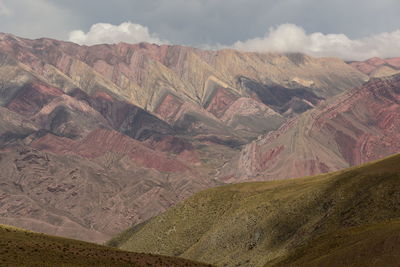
[0,33,373,242]
[111,153,400,267]
[350,57,400,78]
[0,33,367,139]
[0,224,211,267]
[218,73,400,182]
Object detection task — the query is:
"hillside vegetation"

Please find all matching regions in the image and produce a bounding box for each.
[0,224,211,267]
[112,153,400,267]
[270,220,400,267]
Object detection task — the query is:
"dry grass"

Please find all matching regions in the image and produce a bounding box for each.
[113,153,400,266]
[0,224,212,267]
[269,220,400,267]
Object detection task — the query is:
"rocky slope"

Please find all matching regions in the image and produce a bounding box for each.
[0,224,211,267]
[0,39,233,242]
[350,57,400,78]
[112,153,400,267]
[219,74,400,181]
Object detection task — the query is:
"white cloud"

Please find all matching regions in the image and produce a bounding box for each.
[0,0,79,40]
[68,22,168,45]
[233,24,400,60]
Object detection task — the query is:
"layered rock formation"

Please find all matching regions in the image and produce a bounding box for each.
[0,33,367,139]
[222,74,400,181]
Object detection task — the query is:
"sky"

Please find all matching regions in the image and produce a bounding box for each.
[1,0,400,60]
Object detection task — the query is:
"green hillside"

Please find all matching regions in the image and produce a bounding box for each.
[0,224,211,267]
[111,153,400,267]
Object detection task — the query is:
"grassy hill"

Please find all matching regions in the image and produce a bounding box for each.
[0,224,211,267]
[111,153,400,267]
[269,220,400,267]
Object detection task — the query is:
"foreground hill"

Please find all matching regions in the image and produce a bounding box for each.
[0,224,211,267]
[113,153,400,267]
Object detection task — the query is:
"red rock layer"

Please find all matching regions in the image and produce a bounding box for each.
[6,81,63,116]
[204,87,238,118]
[31,129,189,173]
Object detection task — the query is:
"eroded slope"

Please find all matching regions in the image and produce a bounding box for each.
[221,73,400,181]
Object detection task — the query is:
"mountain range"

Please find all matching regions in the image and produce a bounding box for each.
[0,33,399,248]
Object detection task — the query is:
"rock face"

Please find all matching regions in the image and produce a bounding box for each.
[0,32,397,244]
[222,74,400,181]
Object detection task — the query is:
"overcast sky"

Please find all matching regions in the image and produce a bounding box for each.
[1,0,400,60]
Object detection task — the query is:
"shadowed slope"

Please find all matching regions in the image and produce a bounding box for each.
[269,220,400,267]
[0,224,211,267]
[113,154,400,267]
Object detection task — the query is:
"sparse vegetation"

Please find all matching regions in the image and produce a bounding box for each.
[268,220,400,267]
[0,224,212,267]
[114,153,400,267]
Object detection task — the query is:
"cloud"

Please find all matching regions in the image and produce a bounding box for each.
[68,21,400,61]
[68,22,168,45]
[2,0,400,61]
[0,0,79,40]
[53,0,400,48]
[233,24,400,60]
